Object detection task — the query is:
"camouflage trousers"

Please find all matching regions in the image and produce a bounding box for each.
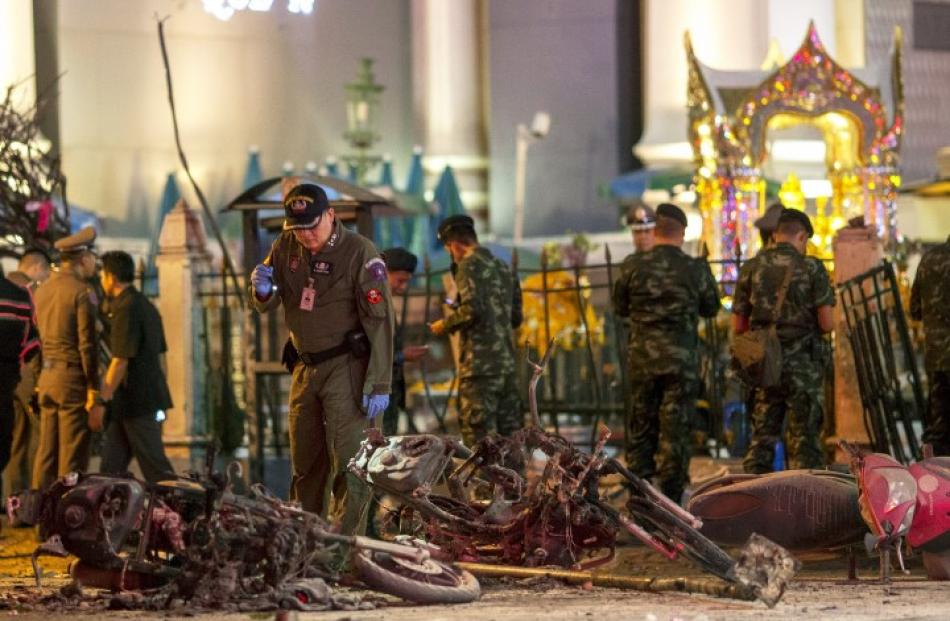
[923,370,950,456]
[743,350,825,473]
[458,374,523,448]
[625,370,696,502]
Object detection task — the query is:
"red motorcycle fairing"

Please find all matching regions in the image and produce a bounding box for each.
[851,452,917,546]
[686,470,867,551]
[908,457,950,553]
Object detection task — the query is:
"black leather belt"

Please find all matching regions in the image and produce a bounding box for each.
[298,342,352,367]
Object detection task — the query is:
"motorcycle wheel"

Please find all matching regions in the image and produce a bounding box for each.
[630,502,735,581]
[353,549,480,604]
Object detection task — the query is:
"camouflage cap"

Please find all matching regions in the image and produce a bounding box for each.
[436,214,476,242]
[283,183,330,231]
[625,204,656,230]
[656,203,688,228]
[54,226,97,254]
[382,247,418,273]
[778,208,814,238]
[754,202,785,233]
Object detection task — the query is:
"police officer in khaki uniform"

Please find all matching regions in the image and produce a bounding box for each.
[32,226,104,491]
[249,183,394,536]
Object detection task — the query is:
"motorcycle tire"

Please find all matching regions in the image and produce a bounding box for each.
[353,549,480,604]
[630,501,735,581]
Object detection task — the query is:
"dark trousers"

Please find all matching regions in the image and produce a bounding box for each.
[924,370,950,456]
[99,413,175,483]
[0,366,20,499]
[3,394,37,496]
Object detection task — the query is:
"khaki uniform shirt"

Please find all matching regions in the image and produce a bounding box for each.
[33,269,99,390]
[250,221,394,394]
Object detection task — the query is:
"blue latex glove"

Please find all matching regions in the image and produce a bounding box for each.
[251,264,274,298]
[362,394,390,420]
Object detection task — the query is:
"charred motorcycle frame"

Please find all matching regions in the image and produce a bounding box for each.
[350,341,799,606]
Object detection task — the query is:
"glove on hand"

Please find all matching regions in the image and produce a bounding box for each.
[251,264,274,298]
[362,394,390,420]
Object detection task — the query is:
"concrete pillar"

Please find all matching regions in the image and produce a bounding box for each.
[829,225,883,462]
[156,199,211,468]
[0,0,35,104]
[410,0,488,226]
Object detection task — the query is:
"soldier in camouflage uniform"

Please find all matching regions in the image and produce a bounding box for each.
[910,235,950,456]
[429,215,524,447]
[733,209,835,473]
[612,204,720,502]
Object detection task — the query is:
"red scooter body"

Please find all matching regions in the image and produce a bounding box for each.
[907,457,950,553]
[842,442,950,579]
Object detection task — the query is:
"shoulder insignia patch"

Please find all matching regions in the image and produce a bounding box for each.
[366,288,383,305]
[364,257,388,281]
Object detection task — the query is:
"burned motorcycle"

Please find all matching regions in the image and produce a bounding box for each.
[350,341,798,606]
[841,441,950,580]
[7,460,479,609]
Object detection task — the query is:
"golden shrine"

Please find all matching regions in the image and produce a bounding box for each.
[685,23,904,265]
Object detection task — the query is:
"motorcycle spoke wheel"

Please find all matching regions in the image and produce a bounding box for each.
[354,549,480,604]
[630,506,735,581]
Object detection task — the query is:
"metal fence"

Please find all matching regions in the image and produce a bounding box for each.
[838,260,924,463]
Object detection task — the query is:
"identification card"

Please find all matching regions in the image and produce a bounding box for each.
[299,281,316,311]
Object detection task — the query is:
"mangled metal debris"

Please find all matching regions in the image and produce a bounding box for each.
[351,340,799,606]
[8,460,479,612]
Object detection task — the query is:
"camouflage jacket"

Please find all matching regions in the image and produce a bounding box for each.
[911,236,950,372]
[443,247,523,379]
[733,243,835,353]
[612,244,721,376]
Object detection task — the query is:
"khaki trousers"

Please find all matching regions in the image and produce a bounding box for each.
[288,354,370,536]
[33,366,90,490]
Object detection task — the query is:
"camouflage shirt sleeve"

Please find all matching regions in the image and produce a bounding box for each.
[810,258,835,308]
[443,256,482,333]
[910,261,923,321]
[732,257,754,317]
[696,259,722,318]
[611,258,633,318]
[510,270,524,329]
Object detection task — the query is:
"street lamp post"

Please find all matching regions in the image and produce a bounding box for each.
[513,111,551,244]
[341,58,384,185]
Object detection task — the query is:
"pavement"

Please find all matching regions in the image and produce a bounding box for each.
[2,518,949,621]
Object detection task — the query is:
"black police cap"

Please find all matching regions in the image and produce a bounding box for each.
[754,202,785,233]
[283,183,330,230]
[437,214,475,242]
[778,208,814,238]
[656,203,688,229]
[382,247,418,273]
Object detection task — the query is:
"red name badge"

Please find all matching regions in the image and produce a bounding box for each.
[300,286,316,311]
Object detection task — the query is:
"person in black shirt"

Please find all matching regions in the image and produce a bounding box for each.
[0,273,40,501]
[97,251,175,482]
